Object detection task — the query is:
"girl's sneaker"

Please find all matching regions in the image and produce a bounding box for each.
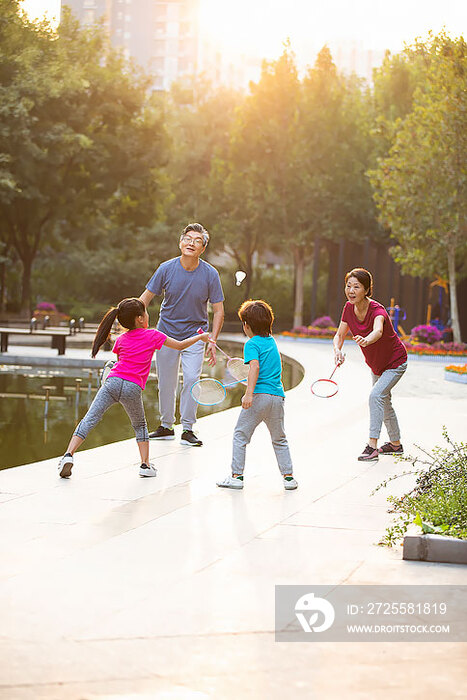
[283,475,298,490]
[358,445,379,462]
[139,462,157,477]
[217,474,244,489]
[58,453,74,478]
[378,442,404,455]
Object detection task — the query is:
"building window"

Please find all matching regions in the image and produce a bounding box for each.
[83,0,95,7]
[167,5,179,20]
[124,31,131,39]
[83,9,95,22]
[154,75,164,90]
[154,56,165,71]
[155,22,166,35]
[155,39,166,56]
[155,5,166,18]
[125,14,131,22]
[179,57,189,72]
[167,38,178,55]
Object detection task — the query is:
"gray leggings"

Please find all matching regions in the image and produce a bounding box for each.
[74,376,149,442]
[231,393,293,475]
[369,362,407,441]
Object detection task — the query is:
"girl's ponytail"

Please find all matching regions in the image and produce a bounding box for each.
[92,307,119,358]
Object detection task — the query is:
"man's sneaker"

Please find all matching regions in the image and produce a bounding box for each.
[217,474,244,489]
[180,430,203,447]
[139,462,157,477]
[283,475,298,490]
[358,444,379,462]
[58,453,74,478]
[149,426,175,440]
[378,442,404,455]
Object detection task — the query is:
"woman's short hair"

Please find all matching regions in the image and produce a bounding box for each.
[180,222,210,246]
[238,299,274,336]
[345,268,373,297]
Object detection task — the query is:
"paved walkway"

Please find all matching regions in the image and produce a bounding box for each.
[0,337,466,699]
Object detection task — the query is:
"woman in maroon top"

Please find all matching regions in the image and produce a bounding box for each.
[333,268,408,462]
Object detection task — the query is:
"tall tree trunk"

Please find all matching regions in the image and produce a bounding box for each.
[20,255,32,318]
[447,243,461,343]
[293,246,305,329]
[310,236,320,324]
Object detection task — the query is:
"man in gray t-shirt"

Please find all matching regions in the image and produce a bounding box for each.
[139,223,224,446]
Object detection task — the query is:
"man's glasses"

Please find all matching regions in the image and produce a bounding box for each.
[181,235,205,246]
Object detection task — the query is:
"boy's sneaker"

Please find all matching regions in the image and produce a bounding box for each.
[149,426,175,440]
[283,475,298,490]
[358,444,379,462]
[180,430,203,447]
[217,474,244,489]
[139,462,157,477]
[58,453,74,478]
[378,442,404,455]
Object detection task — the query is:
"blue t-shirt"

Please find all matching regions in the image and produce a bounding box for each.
[243,335,285,398]
[146,257,224,340]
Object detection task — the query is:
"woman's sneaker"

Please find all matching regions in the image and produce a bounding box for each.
[139,462,157,477]
[58,453,74,478]
[283,475,298,490]
[217,474,244,489]
[378,442,404,455]
[358,445,379,462]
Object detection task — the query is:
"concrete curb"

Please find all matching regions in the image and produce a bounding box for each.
[0,354,107,369]
[403,532,467,564]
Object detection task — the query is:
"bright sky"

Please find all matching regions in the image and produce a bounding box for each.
[21,0,466,61]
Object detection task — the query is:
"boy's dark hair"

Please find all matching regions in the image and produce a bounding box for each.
[238,299,274,337]
[345,268,373,297]
[92,297,145,357]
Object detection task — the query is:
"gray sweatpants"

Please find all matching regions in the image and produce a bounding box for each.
[155,341,205,431]
[74,376,149,442]
[369,361,407,441]
[231,393,293,475]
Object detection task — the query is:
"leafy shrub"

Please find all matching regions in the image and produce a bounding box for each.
[410,324,443,344]
[374,429,467,545]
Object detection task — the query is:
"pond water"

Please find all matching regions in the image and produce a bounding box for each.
[0,342,303,470]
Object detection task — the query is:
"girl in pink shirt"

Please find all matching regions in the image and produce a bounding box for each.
[58,298,208,479]
[333,268,407,462]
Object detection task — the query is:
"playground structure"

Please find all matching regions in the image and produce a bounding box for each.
[387,298,408,339]
[426,276,449,329]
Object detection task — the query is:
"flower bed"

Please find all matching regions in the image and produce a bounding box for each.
[445,364,467,384]
[282,326,337,340]
[403,341,467,357]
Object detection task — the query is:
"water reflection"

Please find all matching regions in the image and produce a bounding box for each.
[0,342,303,470]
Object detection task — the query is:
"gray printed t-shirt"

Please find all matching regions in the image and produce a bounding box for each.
[145,257,224,340]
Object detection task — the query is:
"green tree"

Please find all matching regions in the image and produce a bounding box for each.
[0,3,168,314]
[369,33,467,343]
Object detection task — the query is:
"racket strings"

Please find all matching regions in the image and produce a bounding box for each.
[226,358,250,381]
[311,379,338,398]
[191,378,226,405]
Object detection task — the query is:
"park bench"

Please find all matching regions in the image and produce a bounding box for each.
[0,327,70,355]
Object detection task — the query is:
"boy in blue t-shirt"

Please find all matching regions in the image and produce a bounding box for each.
[217,300,298,491]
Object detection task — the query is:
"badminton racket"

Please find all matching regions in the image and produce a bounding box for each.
[190,377,247,406]
[197,329,249,381]
[101,359,116,384]
[310,359,344,398]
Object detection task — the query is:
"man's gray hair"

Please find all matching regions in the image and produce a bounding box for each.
[180,222,209,246]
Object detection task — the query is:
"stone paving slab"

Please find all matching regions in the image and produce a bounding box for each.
[0,337,466,699]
